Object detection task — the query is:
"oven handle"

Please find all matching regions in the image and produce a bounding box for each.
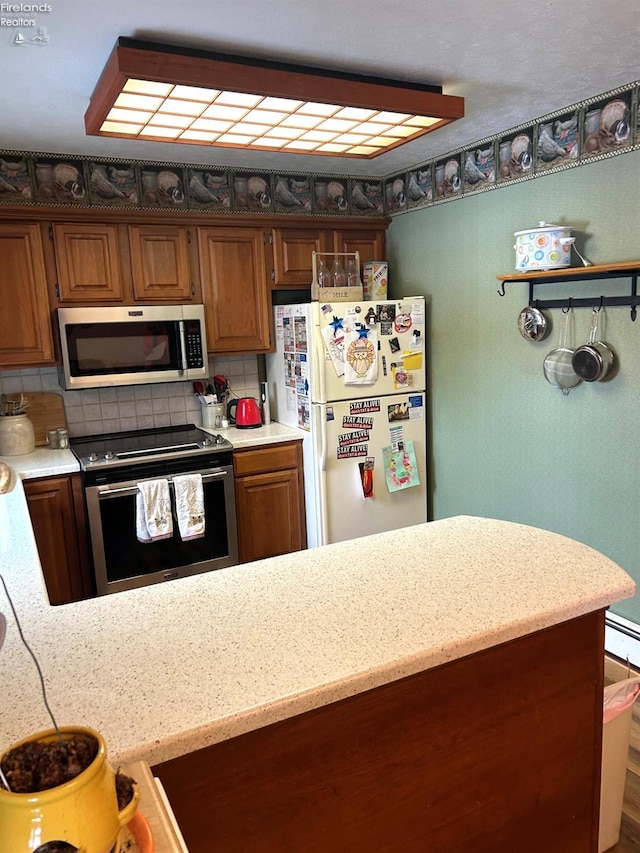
[96,470,228,498]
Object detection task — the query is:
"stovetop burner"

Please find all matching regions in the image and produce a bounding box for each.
[70,423,232,471]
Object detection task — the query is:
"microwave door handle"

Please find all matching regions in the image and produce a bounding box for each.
[178,321,187,372]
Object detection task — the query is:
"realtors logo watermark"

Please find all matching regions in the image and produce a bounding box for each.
[2,3,52,45]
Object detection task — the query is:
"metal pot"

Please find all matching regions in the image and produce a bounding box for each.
[514,221,574,271]
[543,307,582,395]
[571,308,615,382]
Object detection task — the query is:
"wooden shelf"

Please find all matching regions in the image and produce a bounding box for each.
[497,261,640,320]
[497,261,640,284]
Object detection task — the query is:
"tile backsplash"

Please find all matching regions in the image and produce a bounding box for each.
[0,355,259,437]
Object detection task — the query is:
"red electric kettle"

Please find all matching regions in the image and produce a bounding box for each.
[227,397,262,429]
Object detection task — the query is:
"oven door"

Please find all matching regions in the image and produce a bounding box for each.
[85,465,238,596]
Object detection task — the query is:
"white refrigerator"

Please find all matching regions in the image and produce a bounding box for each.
[266,296,427,547]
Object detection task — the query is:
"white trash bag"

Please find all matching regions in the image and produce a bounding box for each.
[599,676,640,852]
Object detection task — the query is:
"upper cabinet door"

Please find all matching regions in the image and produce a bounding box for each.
[271,226,329,288]
[52,223,124,302]
[333,228,386,268]
[198,227,271,353]
[128,224,197,302]
[0,223,54,367]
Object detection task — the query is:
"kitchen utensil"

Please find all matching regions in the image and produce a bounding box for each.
[572,307,615,381]
[543,307,582,395]
[514,222,574,271]
[517,305,549,341]
[227,397,262,429]
[193,381,205,395]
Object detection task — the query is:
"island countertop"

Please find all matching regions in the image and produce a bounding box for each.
[0,477,634,769]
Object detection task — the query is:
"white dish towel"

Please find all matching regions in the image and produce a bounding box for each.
[173,473,205,541]
[136,478,173,543]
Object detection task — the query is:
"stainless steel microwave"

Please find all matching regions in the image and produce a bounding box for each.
[57,304,208,390]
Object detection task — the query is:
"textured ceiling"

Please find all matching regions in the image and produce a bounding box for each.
[1,0,638,177]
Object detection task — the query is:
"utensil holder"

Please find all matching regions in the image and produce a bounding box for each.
[0,414,35,456]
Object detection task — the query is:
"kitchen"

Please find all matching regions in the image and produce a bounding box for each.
[1,1,640,851]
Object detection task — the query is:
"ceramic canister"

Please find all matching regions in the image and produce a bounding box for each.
[0,414,35,456]
[0,726,139,853]
[514,222,574,271]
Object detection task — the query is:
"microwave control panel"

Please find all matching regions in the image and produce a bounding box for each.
[184,319,205,368]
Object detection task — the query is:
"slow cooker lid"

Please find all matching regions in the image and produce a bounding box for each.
[514,221,574,237]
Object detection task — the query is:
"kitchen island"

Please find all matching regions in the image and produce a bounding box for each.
[0,473,634,852]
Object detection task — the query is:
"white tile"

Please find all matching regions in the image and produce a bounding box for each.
[152,398,169,414]
[65,406,84,425]
[40,373,64,392]
[120,417,138,432]
[153,413,171,428]
[169,396,186,413]
[83,404,102,421]
[135,386,152,400]
[99,388,118,403]
[137,415,154,429]
[21,376,43,392]
[101,403,120,420]
[1,378,23,394]
[80,390,101,406]
[117,387,135,402]
[135,399,153,416]
[101,418,121,433]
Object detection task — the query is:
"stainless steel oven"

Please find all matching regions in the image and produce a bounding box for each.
[71,425,238,596]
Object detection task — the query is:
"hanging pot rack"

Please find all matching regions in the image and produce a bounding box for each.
[496,261,640,321]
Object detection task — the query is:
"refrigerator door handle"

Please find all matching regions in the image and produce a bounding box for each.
[318,407,329,544]
[314,321,327,405]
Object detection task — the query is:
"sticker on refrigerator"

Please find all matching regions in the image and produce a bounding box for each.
[326,406,335,422]
[358,457,375,499]
[391,364,412,389]
[383,440,420,492]
[377,304,396,322]
[408,394,424,419]
[282,316,294,351]
[338,430,370,447]
[342,415,373,429]
[388,402,410,421]
[294,316,308,351]
[393,313,412,334]
[337,443,368,459]
[350,399,380,414]
[298,396,310,431]
[389,425,404,449]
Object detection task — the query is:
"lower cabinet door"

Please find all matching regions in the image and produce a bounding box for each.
[24,474,93,605]
[235,469,304,563]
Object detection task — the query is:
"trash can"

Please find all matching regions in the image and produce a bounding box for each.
[599,676,640,852]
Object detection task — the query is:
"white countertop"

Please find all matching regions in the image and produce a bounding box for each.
[0,473,634,769]
[200,420,303,448]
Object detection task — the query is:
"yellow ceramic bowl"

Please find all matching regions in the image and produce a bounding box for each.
[0,725,139,853]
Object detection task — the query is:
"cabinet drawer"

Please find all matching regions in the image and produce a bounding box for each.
[233,441,301,477]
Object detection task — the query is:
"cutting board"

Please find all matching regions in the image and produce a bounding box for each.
[10,392,68,446]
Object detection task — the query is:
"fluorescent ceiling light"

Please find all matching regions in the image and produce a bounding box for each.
[85,38,464,159]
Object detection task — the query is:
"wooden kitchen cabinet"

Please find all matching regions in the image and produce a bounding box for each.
[233,441,306,563]
[197,226,271,353]
[24,473,93,605]
[0,222,55,367]
[51,222,125,302]
[333,227,386,267]
[128,224,199,302]
[270,225,330,287]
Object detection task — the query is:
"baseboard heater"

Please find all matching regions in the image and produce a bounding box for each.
[605,611,640,669]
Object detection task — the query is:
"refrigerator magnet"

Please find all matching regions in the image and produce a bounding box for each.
[359,457,375,499]
[402,350,422,371]
[365,307,377,325]
[394,313,412,334]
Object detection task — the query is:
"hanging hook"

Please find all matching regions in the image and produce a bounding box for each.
[562,298,572,314]
[497,281,506,297]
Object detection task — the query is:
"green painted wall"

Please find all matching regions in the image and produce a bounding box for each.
[387,150,640,623]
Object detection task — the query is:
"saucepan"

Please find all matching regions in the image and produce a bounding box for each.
[571,307,615,382]
[543,307,582,395]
